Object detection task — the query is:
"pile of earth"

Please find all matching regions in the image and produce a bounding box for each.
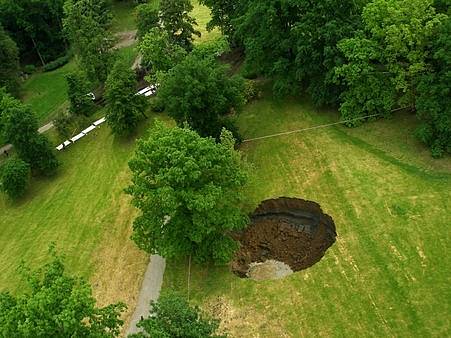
[231,197,337,280]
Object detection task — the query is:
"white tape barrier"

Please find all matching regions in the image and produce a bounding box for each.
[57,84,158,150]
[82,125,96,134]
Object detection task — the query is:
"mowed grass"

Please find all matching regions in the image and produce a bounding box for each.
[21,61,76,124]
[192,1,221,43]
[111,1,138,33]
[0,118,154,328]
[163,95,451,337]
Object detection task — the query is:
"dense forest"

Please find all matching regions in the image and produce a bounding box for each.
[0,0,450,156]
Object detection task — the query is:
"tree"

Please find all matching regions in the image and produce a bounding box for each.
[0,25,20,96]
[63,0,115,83]
[199,0,246,45]
[2,103,59,176]
[0,0,67,66]
[0,157,30,199]
[159,0,201,50]
[335,0,447,123]
[138,27,187,77]
[126,122,248,264]
[0,246,126,337]
[105,58,147,135]
[158,55,244,138]
[233,0,365,100]
[66,69,95,116]
[129,293,225,338]
[136,2,159,40]
[415,16,451,157]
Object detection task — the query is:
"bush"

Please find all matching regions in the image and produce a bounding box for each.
[43,55,70,72]
[149,96,165,112]
[220,117,243,144]
[54,111,75,139]
[0,157,30,199]
[23,65,36,74]
[243,79,260,103]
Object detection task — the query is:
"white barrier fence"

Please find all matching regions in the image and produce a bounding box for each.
[56,84,158,151]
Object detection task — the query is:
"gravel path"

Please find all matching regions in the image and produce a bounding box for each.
[126,255,166,335]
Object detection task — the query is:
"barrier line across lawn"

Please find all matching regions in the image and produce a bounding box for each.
[56,85,158,151]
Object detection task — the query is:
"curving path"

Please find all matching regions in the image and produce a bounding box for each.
[126,255,166,335]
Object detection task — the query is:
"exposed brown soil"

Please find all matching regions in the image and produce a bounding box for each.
[231,197,337,279]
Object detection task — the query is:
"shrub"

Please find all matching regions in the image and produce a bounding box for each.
[54,111,75,139]
[149,96,165,112]
[0,157,30,199]
[243,79,260,103]
[23,65,36,74]
[43,55,70,72]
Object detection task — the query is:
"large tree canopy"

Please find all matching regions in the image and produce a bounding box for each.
[135,2,160,40]
[0,25,20,96]
[0,246,126,337]
[0,0,67,65]
[1,95,59,176]
[130,293,225,338]
[63,0,115,83]
[0,157,30,200]
[336,0,446,123]
[126,122,248,264]
[105,58,147,136]
[206,0,365,103]
[415,16,451,157]
[159,0,201,51]
[158,54,244,138]
[138,27,187,76]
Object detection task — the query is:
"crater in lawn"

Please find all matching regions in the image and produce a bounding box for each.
[231,197,337,280]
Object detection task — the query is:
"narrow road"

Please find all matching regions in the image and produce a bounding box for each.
[126,255,166,335]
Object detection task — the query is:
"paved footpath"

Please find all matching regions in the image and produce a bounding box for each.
[126,255,166,335]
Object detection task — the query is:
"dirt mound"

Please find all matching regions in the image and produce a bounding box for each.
[231,197,337,279]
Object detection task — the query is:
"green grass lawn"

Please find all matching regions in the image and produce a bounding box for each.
[0,115,161,327]
[192,0,221,43]
[21,61,76,124]
[163,95,451,337]
[111,1,138,33]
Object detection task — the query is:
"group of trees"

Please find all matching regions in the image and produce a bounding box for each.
[136,0,246,139]
[0,246,225,337]
[0,0,67,67]
[199,0,450,157]
[0,90,59,199]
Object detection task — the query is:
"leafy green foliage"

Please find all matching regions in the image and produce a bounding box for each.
[199,0,245,44]
[63,0,115,83]
[43,54,70,72]
[105,58,147,136]
[129,292,225,338]
[0,25,20,96]
[228,0,364,103]
[0,246,126,337]
[0,157,30,199]
[126,122,248,264]
[138,28,187,76]
[135,2,159,40]
[0,0,67,65]
[160,0,201,50]
[66,69,95,116]
[1,99,59,176]
[335,0,446,123]
[158,55,245,138]
[415,16,451,157]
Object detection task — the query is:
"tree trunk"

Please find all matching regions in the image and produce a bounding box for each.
[31,36,46,67]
